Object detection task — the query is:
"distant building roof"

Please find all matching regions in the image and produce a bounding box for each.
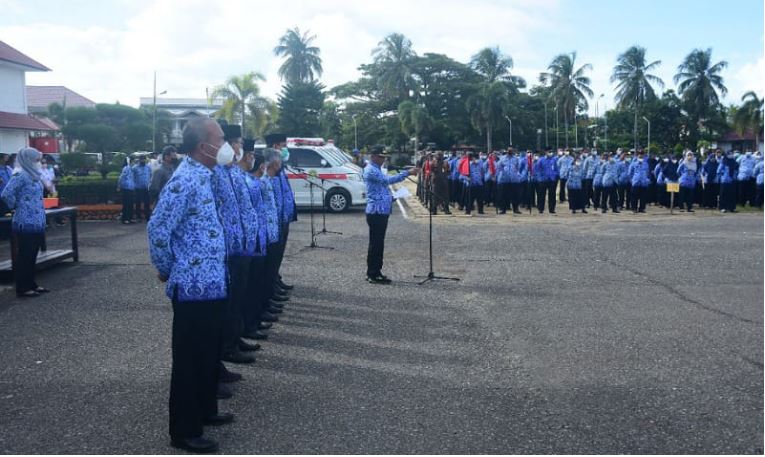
[26,86,96,112]
[0,111,58,131]
[718,129,762,142]
[0,40,50,71]
[139,97,224,108]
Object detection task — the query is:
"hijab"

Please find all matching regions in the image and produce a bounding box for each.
[17,147,42,182]
[683,154,697,172]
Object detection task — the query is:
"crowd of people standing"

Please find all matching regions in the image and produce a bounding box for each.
[416,147,764,215]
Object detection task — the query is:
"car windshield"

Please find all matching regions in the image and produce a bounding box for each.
[318,146,352,167]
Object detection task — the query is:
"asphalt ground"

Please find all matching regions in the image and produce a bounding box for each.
[0,205,762,454]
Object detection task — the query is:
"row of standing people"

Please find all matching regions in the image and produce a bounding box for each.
[146,122,297,453]
[117,147,180,223]
[416,147,763,215]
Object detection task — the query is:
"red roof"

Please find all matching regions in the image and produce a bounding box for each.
[0,111,58,131]
[719,129,761,142]
[26,86,95,111]
[0,40,50,71]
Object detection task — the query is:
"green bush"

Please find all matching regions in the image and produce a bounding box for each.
[59,153,97,174]
[57,179,120,204]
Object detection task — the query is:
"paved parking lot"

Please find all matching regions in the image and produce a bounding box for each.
[0,208,762,454]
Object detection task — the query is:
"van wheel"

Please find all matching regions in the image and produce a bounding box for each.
[325,189,350,213]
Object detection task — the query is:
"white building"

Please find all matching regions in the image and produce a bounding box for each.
[138,97,223,146]
[0,40,56,154]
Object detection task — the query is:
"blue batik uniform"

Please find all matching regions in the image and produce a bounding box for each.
[278,168,296,224]
[629,160,650,187]
[132,164,151,190]
[584,155,599,180]
[244,174,268,257]
[593,160,605,188]
[557,155,573,180]
[147,157,227,301]
[755,159,764,186]
[461,161,484,187]
[738,154,756,181]
[0,165,13,200]
[702,158,719,184]
[654,163,666,185]
[1,172,45,233]
[602,160,619,188]
[119,165,135,190]
[212,165,247,257]
[496,155,510,184]
[567,165,583,189]
[259,176,280,245]
[449,157,461,181]
[617,160,630,186]
[677,161,698,188]
[363,162,409,215]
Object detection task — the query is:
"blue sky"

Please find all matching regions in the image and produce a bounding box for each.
[1,0,762,112]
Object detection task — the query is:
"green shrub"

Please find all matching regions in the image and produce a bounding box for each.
[57,179,120,204]
[59,153,97,174]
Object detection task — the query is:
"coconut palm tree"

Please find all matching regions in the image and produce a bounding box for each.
[611,45,664,150]
[372,33,418,104]
[540,52,593,148]
[211,72,269,137]
[733,91,764,148]
[273,27,323,83]
[467,47,522,153]
[674,48,728,128]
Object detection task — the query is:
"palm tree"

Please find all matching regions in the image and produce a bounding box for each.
[733,91,764,148]
[540,52,593,148]
[211,72,269,137]
[611,45,664,150]
[372,33,417,104]
[673,48,728,132]
[273,27,323,83]
[467,47,522,153]
[398,100,432,152]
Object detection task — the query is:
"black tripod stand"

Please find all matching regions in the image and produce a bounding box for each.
[296,171,333,250]
[316,177,342,237]
[407,176,460,285]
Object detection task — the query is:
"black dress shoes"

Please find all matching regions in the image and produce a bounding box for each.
[277,279,294,290]
[171,436,219,453]
[203,412,235,426]
[216,382,232,400]
[261,312,279,323]
[244,330,269,340]
[239,339,261,352]
[257,322,273,330]
[219,368,242,383]
[267,306,283,314]
[222,351,255,364]
[274,286,290,296]
[271,294,289,302]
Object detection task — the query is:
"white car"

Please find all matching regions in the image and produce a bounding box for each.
[255,138,366,212]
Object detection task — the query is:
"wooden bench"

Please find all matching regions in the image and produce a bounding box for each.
[0,207,79,280]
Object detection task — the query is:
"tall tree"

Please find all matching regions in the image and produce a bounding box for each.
[398,100,433,151]
[467,47,522,152]
[540,52,593,148]
[372,33,418,105]
[273,27,323,83]
[733,91,764,148]
[674,48,728,144]
[212,72,268,137]
[611,45,664,150]
[277,80,325,136]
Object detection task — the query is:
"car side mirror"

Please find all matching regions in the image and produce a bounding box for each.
[320,159,328,167]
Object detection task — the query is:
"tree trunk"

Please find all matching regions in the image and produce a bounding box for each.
[564,113,569,149]
[242,104,246,137]
[487,124,492,154]
[633,104,639,151]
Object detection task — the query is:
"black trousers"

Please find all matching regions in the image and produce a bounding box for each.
[244,255,267,332]
[274,223,290,279]
[14,232,43,294]
[484,180,495,206]
[259,243,282,321]
[617,184,628,209]
[601,186,618,211]
[508,183,521,212]
[222,256,250,356]
[583,179,593,207]
[134,188,151,220]
[464,185,484,214]
[756,185,764,208]
[568,188,584,211]
[703,183,719,208]
[593,186,602,209]
[739,178,756,206]
[679,186,695,210]
[631,186,647,211]
[558,178,567,202]
[121,190,134,222]
[496,183,508,211]
[169,295,224,440]
[536,181,556,213]
[719,183,737,211]
[366,213,389,277]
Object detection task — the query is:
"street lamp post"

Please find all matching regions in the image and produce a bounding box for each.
[642,116,651,154]
[351,114,358,150]
[574,113,578,149]
[544,101,549,149]
[554,105,559,150]
[504,115,512,146]
[603,99,609,152]
[152,71,167,155]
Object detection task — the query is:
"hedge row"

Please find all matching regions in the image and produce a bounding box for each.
[57,179,120,205]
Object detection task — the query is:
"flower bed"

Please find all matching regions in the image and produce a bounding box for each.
[74,204,122,221]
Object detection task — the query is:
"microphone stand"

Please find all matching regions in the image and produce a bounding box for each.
[287,166,333,250]
[403,174,460,285]
[317,177,342,237]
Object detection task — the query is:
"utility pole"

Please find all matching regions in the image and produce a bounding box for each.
[504,115,512,146]
[544,101,549,149]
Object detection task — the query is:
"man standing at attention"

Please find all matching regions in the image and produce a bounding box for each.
[363,145,419,284]
[148,118,234,453]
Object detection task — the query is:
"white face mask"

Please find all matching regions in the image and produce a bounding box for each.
[204,142,235,166]
[35,161,43,170]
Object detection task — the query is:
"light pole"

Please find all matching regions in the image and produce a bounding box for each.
[152,71,167,154]
[554,104,559,150]
[544,101,549,149]
[504,115,512,146]
[351,114,358,150]
[596,94,604,148]
[574,113,578,148]
[642,116,651,154]
[603,99,608,152]
[536,128,542,151]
